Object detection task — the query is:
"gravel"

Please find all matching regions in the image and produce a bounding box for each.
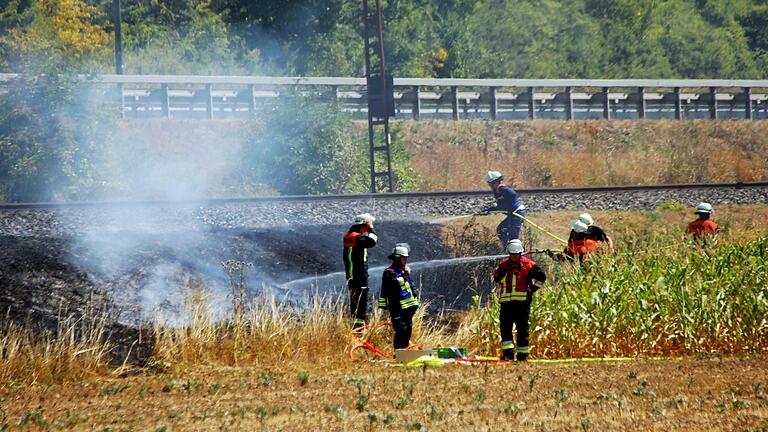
[1,187,766,237]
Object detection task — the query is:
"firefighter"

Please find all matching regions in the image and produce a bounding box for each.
[343,213,378,329]
[480,171,527,246]
[686,202,719,243]
[573,213,613,251]
[551,219,602,261]
[493,239,546,361]
[378,243,419,350]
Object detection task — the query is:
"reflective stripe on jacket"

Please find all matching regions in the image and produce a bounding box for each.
[494,256,535,303]
[378,265,419,314]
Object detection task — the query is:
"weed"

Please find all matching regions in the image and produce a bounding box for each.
[347,377,366,394]
[554,388,569,402]
[473,388,487,403]
[633,380,649,396]
[99,383,129,396]
[298,371,310,386]
[394,397,410,409]
[580,418,592,431]
[259,370,274,387]
[406,422,426,431]
[323,403,343,417]
[18,411,47,428]
[529,373,540,391]
[208,383,222,393]
[355,395,369,412]
[503,402,523,417]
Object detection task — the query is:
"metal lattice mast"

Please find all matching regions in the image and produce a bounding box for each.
[363,0,394,193]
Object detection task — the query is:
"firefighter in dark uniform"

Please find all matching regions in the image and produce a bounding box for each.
[378,244,419,350]
[686,202,719,243]
[343,213,378,329]
[480,171,527,246]
[493,239,546,361]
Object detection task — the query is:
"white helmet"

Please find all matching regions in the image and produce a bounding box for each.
[571,219,589,233]
[354,213,375,225]
[578,213,594,226]
[505,239,525,254]
[484,171,504,184]
[695,202,713,214]
[388,243,410,259]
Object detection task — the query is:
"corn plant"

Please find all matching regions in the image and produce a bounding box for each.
[531,236,768,357]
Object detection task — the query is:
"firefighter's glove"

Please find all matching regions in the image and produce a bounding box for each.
[528,283,542,293]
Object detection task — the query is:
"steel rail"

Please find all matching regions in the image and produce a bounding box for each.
[0,181,766,211]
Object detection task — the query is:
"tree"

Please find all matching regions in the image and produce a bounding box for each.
[241,96,417,195]
[0,0,114,202]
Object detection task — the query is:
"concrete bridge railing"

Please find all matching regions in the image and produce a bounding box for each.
[2,73,767,120]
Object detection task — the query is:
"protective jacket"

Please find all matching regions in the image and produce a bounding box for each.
[378,264,419,317]
[343,228,378,288]
[484,183,525,214]
[493,256,546,302]
[566,238,600,257]
[686,219,719,237]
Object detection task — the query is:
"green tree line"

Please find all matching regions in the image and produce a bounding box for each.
[1,0,768,78]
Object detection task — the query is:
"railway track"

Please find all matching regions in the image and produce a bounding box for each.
[1,181,766,237]
[1,181,767,210]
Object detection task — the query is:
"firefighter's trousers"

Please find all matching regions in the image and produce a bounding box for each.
[497,209,526,244]
[391,308,416,350]
[500,300,531,360]
[349,285,369,328]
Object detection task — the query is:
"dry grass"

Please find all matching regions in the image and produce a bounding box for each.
[1,357,767,430]
[0,310,113,387]
[1,206,767,430]
[398,120,768,190]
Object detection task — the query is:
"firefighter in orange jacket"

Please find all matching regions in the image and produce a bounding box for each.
[343,213,378,329]
[548,219,602,262]
[686,202,719,243]
[493,239,546,361]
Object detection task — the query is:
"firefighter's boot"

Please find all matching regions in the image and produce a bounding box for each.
[501,349,515,361]
[516,352,529,362]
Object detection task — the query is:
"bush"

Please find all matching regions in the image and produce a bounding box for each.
[242,96,417,195]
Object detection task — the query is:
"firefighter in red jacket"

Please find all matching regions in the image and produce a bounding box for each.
[549,219,602,262]
[686,202,719,243]
[378,244,419,350]
[493,239,546,361]
[343,213,378,329]
[571,213,613,251]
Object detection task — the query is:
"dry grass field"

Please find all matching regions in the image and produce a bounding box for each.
[2,205,766,430]
[2,356,767,431]
[398,119,768,191]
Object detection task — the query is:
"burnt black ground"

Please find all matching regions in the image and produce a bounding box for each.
[0,221,480,345]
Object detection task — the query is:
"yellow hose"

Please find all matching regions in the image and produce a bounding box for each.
[512,211,568,245]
